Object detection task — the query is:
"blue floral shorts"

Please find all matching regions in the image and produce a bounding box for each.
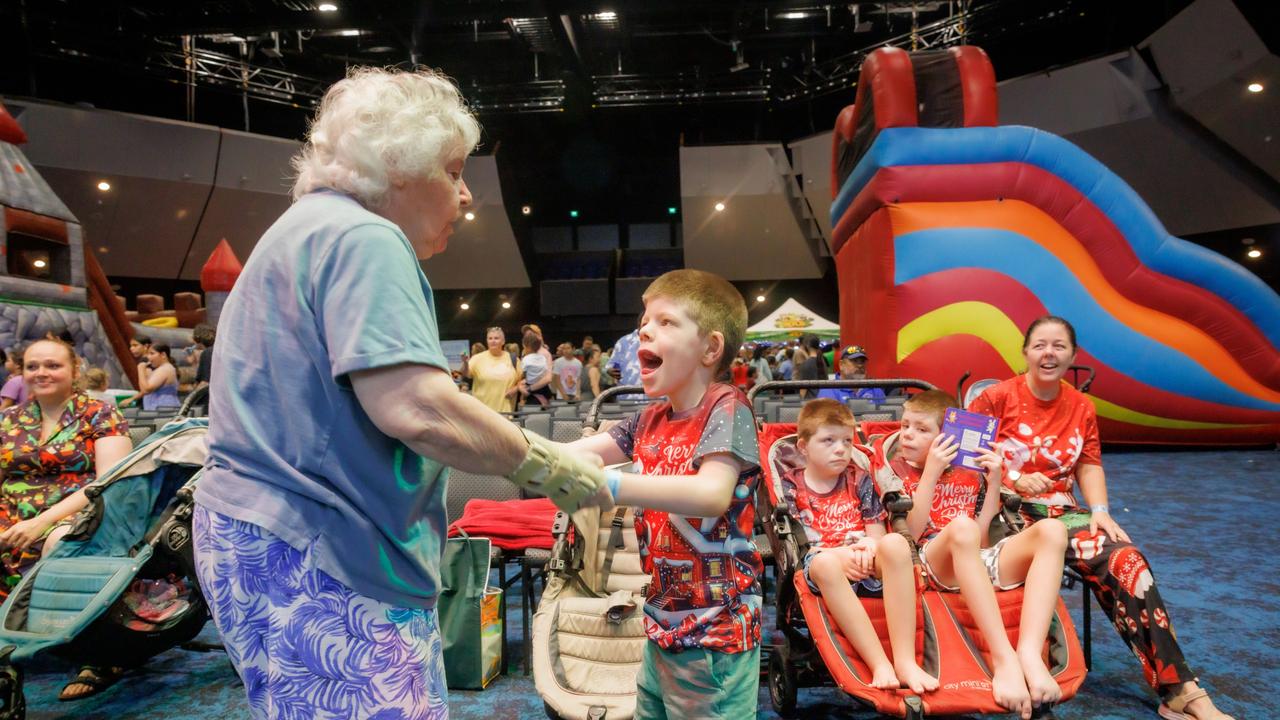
[193,504,448,720]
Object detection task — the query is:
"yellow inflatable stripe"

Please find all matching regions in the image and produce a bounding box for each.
[896,302,1023,366]
[1090,396,1249,430]
[899,302,1253,431]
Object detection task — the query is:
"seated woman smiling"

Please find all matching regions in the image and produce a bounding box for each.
[0,338,132,700]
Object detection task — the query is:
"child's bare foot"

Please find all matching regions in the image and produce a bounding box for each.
[991,656,1032,719]
[1018,650,1062,707]
[869,662,900,690]
[894,661,939,694]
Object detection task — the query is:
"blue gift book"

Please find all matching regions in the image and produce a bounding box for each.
[941,407,1001,471]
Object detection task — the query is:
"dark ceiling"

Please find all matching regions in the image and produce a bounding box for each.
[4,0,1275,227]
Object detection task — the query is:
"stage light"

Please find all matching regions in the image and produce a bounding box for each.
[501,301,512,309]
[569,210,579,218]
[318,3,338,11]
[464,211,475,221]
[1247,249,1262,259]
[1247,82,1264,93]
[668,206,677,215]
[521,205,532,215]
[714,202,725,212]
[459,302,470,310]
[97,181,111,191]
[755,294,766,303]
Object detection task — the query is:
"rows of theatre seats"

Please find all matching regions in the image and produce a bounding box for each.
[619,257,681,278]
[540,258,611,280]
[118,404,190,446]
[541,255,682,280]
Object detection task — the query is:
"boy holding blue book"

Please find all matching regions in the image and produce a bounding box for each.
[873,390,1070,718]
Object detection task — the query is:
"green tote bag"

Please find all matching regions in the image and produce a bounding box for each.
[438,533,503,689]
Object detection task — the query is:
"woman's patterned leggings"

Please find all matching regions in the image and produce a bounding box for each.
[1033,507,1194,693]
[193,504,449,720]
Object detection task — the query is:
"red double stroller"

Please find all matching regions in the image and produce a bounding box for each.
[750,380,1088,718]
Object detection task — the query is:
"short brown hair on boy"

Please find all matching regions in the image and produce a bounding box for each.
[796,398,857,442]
[642,269,746,376]
[902,389,953,427]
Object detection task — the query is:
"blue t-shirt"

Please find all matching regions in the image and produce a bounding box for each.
[816,379,886,404]
[777,359,793,381]
[606,329,643,400]
[607,330,641,386]
[196,190,451,609]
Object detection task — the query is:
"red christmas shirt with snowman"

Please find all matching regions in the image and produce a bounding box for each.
[968,375,1101,510]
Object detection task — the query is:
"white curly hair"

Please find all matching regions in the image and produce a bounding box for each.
[290,66,481,207]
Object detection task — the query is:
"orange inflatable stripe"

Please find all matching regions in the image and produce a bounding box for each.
[889,201,1280,405]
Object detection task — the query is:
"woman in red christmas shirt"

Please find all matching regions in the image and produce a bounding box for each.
[969,316,1231,720]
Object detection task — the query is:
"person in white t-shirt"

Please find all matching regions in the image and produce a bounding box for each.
[552,342,583,401]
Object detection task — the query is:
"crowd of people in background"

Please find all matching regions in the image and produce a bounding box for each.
[454,325,878,411]
[458,325,625,412]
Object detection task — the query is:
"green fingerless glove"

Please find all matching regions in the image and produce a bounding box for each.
[508,429,608,512]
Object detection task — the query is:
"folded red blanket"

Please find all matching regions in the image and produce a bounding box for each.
[447,497,557,550]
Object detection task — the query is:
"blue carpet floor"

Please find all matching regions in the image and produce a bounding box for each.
[19,449,1277,719]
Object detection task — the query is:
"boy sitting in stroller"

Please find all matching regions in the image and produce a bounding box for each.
[873,390,1070,719]
[782,398,932,693]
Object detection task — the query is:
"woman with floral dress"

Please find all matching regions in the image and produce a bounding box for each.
[0,338,131,700]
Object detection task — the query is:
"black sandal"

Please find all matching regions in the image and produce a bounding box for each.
[58,665,123,701]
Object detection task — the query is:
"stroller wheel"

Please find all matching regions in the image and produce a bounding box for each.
[768,646,798,717]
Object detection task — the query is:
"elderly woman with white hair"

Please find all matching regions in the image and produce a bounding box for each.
[193,67,611,719]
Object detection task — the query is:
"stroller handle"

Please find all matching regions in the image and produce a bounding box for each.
[1069,365,1096,394]
[585,385,647,429]
[177,385,210,419]
[746,378,938,405]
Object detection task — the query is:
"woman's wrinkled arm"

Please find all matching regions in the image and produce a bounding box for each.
[351,363,528,475]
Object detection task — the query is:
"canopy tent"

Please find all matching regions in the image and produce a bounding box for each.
[746,298,841,342]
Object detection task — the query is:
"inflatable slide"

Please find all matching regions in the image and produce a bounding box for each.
[829,47,1280,444]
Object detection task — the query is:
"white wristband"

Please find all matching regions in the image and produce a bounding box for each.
[1089,504,1109,515]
